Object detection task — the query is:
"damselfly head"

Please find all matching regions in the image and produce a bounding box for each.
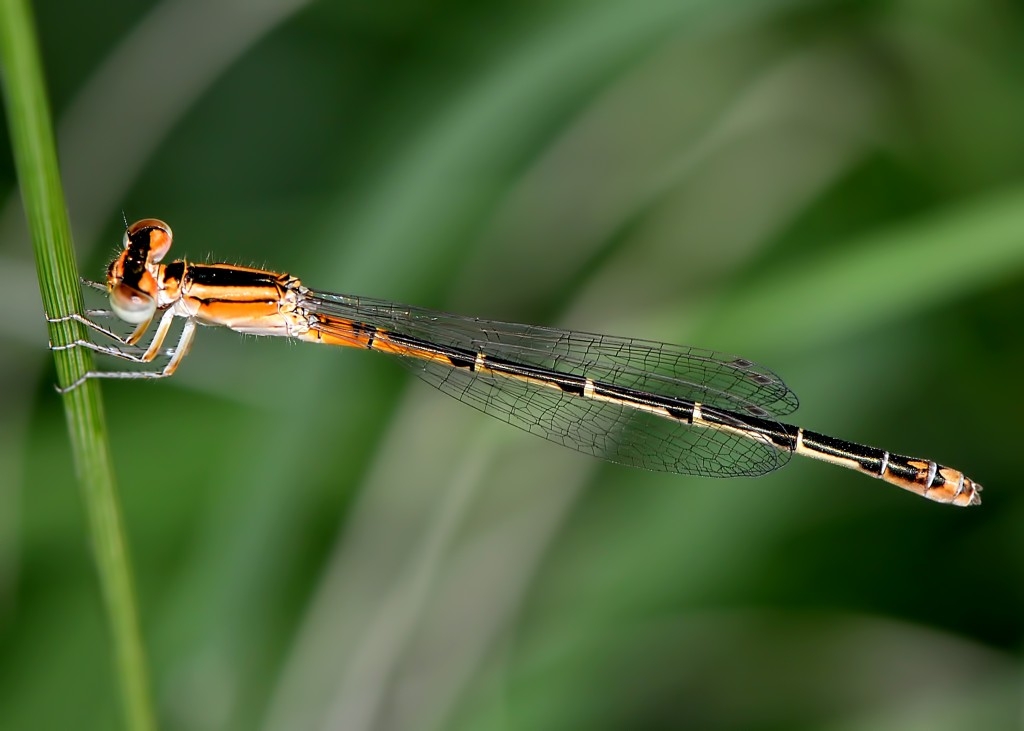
[109,282,157,325]
[105,218,167,324]
[123,218,173,263]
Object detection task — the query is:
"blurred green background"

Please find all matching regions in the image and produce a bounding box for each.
[2,0,1023,729]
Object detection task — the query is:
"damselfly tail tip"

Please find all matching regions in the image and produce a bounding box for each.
[952,474,981,507]
[922,467,981,507]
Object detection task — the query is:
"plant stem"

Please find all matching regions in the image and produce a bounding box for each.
[0,1,157,729]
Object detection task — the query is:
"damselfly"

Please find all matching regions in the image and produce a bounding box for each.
[49,219,981,506]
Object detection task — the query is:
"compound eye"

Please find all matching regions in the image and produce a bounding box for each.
[110,283,156,325]
[123,218,173,262]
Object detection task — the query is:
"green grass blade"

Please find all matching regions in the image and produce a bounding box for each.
[0,1,157,729]
[697,185,1024,353]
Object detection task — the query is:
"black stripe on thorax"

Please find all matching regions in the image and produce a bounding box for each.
[163,260,186,284]
[187,264,284,288]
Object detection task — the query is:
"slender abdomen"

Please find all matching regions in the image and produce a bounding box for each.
[791,428,980,506]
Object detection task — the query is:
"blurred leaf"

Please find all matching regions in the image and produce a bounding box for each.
[699,185,1024,352]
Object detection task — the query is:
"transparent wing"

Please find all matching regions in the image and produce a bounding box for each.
[302,291,799,417]
[299,290,796,478]
[402,355,791,477]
